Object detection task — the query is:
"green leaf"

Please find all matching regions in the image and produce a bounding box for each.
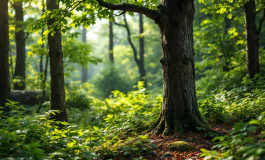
[93,126,99,131]
[249,119,260,125]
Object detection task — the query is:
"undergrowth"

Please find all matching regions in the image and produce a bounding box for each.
[1,79,265,159]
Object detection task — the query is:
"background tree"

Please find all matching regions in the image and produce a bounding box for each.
[109,21,114,63]
[0,0,10,108]
[47,0,67,121]
[13,1,26,90]
[115,14,147,86]
[244,0,264,78]
[200,0,265,79]
[81,27,88,83]
[139,14,146,86]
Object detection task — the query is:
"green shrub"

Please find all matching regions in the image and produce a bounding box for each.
[201,115,265,160]
[95,134,155,159]
[92,66,132,98]
[0,100,97,159]
[198,85,265,123]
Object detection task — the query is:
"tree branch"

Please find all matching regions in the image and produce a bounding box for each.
[114,15,140,65]
[113,10,126,16]
[113,21,125,27]
[96,0,159,21]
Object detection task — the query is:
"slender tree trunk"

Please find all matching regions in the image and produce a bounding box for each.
[40,0,45,89]
[139,14,147,87]
[37,0,47,113]
[81,27,88,83]
[0,0,10,107]
[153,0,203,135]
[122,15,145,83]
[109,21,114,63]
[222,17,232,72]
[47,0,67,121]
[14,2,26,90]
[244,0,259,78]
[114,15,147,84]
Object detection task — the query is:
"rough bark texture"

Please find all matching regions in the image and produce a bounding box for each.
[139,14,147,87]
[47,0,67,122]
[109,21,114,63]
[153,0,203,135]
[0,0,10,107]
[14,2,26,90]
[244,0,259,78]
[81,27,88,83]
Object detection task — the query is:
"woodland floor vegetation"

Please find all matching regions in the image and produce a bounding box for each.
[1,81,265,159]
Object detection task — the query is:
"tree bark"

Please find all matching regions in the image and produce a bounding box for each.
[109,21,114,63]
[0,0,10,107]
[244,0,259,78]
[81,27,88,83]
[153,0,204,135]
[14,2,26,90]
[47,0,67,122]
[139,14,147,87]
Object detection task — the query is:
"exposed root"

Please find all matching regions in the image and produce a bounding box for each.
[151,111,207,136]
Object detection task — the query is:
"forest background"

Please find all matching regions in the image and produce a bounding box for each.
[1,0,265,159]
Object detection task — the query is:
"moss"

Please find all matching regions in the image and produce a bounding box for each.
[168,141,195,152]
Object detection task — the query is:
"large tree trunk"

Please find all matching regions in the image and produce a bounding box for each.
[14,2,26,90]
[153,0,203,135]
[0,0,10,107]
[244,0,259,78]
[47,0,67,121]
[109,21,114,63]
[81,27,88,83]
[139,14,147,87]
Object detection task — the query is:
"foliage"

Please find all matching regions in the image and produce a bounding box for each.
[198,77,265,123]
[0,100,97,159]
[201,115,265,160]
[92,65,132,98]
[62,36,101,67]
[95,134,155,159]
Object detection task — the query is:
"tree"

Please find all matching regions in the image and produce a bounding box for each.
[139,14,146,86]
[244,0,264,78]
[47,0,67,121]
[109,21,114,63]
[202,0,265,78]
[13,1,26,90]
[0,0,10,107]
[96,0,204,134]
[115,14,147,86]
[81,27,88,83]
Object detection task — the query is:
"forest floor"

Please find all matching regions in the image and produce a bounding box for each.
[143,124,232,160]
[113,124,232,160]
